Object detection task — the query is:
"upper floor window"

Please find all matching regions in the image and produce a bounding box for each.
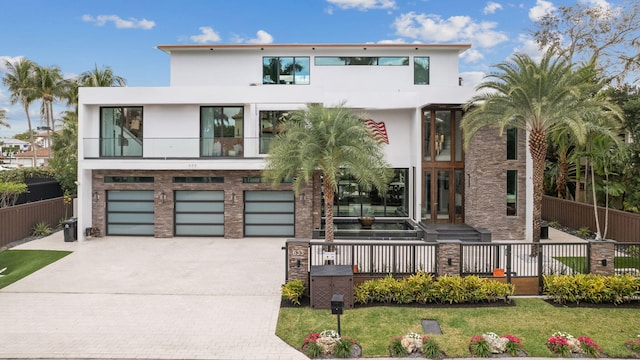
[259,110,289,154]
[507,170,518,216]
[423,109,462,162]
[414,57,430,85]
[507,128,518,160]
[314,57,409,66]
[263,57,310,85]
[200,106,244,157]
[100,107,143,157]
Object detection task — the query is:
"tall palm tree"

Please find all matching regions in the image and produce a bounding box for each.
[461,51,621,255]
[33,65,67,134]
[2,58,38,166]
[263,102,392,242]
[50,110,78,194]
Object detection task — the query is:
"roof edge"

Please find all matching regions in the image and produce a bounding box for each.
[157,43,472,54]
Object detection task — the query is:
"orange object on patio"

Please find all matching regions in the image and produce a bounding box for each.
[493,268,505,276]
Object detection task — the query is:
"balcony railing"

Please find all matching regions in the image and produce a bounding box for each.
[83,137,269,159]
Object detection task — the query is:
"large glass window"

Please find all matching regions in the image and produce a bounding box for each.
[263,57,310,85]
[507,128,518,160]
[329,169,409,217]
[200,106,244,157]
[414,57,430,85]
[259,110,289,154]
[100,107,143,157]
[314,57,409,66]
[507,170,517,216]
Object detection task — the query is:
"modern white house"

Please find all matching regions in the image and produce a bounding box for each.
[77,43,531,241]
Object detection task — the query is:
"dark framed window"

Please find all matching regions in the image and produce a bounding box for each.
[200,106,243,157]
[263,57,310,84]
[259,110,289,154]
[507,170,517,216]
[243,177,293,183]
[414,57,430,85]
[507,128,518,160]
[173,177,224,183]
[328,168,409,217]
[100,107,143,157]
[104,176,154,183]
[314,57,409,66]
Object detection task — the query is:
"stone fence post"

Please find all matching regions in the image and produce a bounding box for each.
[589,240,616,276]
[285,239,310,291]
[437,240,462,276]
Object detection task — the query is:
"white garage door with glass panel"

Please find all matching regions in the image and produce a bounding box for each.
[244,191,294,237]
[107,190,155,235]
[174,190,224,236]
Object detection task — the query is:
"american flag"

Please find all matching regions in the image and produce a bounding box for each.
[364,119,389,144]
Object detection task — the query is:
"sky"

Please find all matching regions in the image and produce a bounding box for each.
[0,0,615,137]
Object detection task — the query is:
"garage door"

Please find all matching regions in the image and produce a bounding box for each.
[244,191,294,237]
[107,190,155,235]
[174,190,224,236]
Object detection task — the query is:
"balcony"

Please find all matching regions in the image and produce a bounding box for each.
[82,137,265,159]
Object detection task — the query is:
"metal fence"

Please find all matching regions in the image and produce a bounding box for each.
[461,242,589,277]
[614,243,640,276]
[543,195,640,243]
[309,240,437,275]
[0,197,73,248]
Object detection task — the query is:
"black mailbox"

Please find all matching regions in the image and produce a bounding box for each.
[331,294,344,315]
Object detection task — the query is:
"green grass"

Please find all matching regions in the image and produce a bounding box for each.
[276,298,639,358]
[0,249,72,289]
[554,256,640,273]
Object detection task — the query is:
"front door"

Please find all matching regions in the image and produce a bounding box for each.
[422,169,464,223]
[421,107,464,224]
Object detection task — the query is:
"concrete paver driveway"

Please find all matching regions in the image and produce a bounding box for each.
[0,232,307,359]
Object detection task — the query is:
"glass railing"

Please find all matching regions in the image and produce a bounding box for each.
[82,137,264,159]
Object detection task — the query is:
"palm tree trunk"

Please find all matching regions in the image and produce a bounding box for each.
[23,97,37,167]
[529,129,547,257]
[323,177,335,243]
[591,163,602,239]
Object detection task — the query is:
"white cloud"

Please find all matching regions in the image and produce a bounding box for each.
[459,71,486,88]
[326,0,396,11]
[528,0,555,22]
[460,49,484,63]
[393,12,508,48]
[0,56,25,73]
[376,38,407,44]
[82,14,156,30]
[190,27,221,44]
[483,2,503,15]
[247,30,274,44]
[513,34,547,61]
[580,0,611,9]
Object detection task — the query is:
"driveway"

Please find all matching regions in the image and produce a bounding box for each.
[0,232,307,359]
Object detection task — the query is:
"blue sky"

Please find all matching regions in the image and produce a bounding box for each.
[0,0,614,137]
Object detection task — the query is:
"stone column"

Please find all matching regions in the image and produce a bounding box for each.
[437,240,461,276]
[589,240,616,276]
[286,239,310,292]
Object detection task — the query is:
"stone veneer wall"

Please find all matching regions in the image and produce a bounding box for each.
[92,169,315,239]
[465,127,527,240]
[588,240,615,276]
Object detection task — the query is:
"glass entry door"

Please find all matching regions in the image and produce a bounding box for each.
[422,169,464,223]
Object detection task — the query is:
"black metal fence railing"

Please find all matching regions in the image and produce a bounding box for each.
[614,243,640,276]
[309,241,437,274]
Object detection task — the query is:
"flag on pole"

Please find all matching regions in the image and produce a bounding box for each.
[364,119,389,144]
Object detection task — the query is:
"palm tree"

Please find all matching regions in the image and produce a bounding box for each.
[49,110,78,194]
[33,65,67,134]
[0,108,9,129]
[461,51,621,255]
[79,64,126,88]
[2,58,37,166]
[263,102,392,242]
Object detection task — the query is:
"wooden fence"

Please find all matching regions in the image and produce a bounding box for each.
[0,197,73,248]
[542,195,640,243]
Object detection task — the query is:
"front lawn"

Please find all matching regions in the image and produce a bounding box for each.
[276,298,639,358]
[0,249,72,289]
